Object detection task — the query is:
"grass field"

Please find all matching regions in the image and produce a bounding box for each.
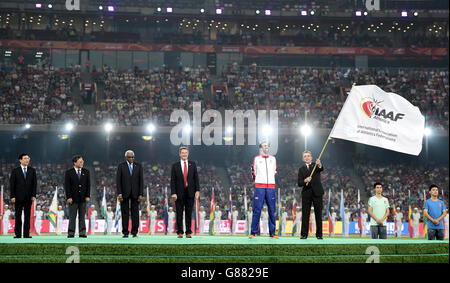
[0,235,448,263]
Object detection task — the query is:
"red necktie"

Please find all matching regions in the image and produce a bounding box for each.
[183,161,188,188]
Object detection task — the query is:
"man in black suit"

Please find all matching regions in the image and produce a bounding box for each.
[9,153,37,238]
[170,146,200,238]
[64,155,91,238]
[297,150,324,239]
[116,150,143,238]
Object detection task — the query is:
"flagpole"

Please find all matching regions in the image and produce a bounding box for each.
[305,138,330,186]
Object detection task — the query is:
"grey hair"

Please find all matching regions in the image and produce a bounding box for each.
[302,150,312,156]
[125,150,135,157]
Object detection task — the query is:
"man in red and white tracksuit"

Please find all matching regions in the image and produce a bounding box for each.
[249,142,278,238]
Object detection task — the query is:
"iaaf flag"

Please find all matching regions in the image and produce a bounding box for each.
[329,85,425,155]
[48,187,58,232]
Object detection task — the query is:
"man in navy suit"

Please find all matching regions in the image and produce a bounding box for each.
[10,153,37,238]
[170,147,200,238]
[65,155,91,238]
[116,150,144,238]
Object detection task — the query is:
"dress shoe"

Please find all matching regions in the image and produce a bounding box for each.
[79,235,87,238]
[177,234,183,238]
[67,235,74,238]
[132,234,138,238]
[316,236,323,240]
[186,234,192,238]
[300,235,307,239]
[14,235,21,239]
[24,235,32,238]
[122,234,129,238]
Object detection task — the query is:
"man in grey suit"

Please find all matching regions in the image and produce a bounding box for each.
[65,155,91,238]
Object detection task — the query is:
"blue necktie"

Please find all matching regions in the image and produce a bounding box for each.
[129,163,133,175]
[77,169,81,180]
[23,167,27,179]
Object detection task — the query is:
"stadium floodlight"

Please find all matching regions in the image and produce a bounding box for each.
[36,3,42,9]
[48,4,53,9]
[363,11,368,16]
[310,10,315,15]
[25,123,31,129]
[65,122,74,132]
[424,127,432,137]
[104,123,113,133]
[262,125,273,136]
[216,8,222,14]
[167,7,173,13]
[226,126,233,134]
[265,10,271,16]
[107,6,115,12]
[300,10,308,16]
[183,124,192,134]
[157,7,162,12]
[200,8,205,13]
[355,10,362,17]
[146,123,156,133]
[255,10,260,15]
[413,11,419,17]
[401,11,408,17]
[98,6,103,11]
[300,124,312,137]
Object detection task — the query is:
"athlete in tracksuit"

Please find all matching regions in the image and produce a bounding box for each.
[249,142,278,238]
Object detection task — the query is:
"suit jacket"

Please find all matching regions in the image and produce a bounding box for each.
[116,161,144,199]
[298,163,324,197]
[170,160,200,199]
[64,168,91,203]
[9,166,37,202]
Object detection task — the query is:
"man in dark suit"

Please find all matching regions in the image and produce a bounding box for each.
[297,150,324,239]
[116,150,143,238]
[9,153,37,238]
[171,146,200,238]
[64,155,91,238]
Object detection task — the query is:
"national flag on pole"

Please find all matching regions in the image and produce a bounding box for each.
[209,187,215,235]
[0,185,5,234]
[244,187,249,236]
[195,196,200,235]
[30,199,37,235]
[277,188,282,236]
[114,198,121,233]
[87,198,92,235]
[48,187,58,233]
[147,187,151,235]
[392,189,397,236]
[326,189,332,237]
[357,189,362,237]
[329,85,425,156]
[423,190,427,237]
[408,190,413,238]
[164,187,169,235]
[101,187,107,235]
[292,188,298,236]
[340,189,345,236]
[228,187,233,234]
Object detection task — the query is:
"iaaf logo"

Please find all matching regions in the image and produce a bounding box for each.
[359,97,405,122]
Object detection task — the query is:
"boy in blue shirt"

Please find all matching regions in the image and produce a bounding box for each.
[424,184,447,240]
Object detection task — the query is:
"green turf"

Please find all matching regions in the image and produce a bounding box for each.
[0,235,447,263]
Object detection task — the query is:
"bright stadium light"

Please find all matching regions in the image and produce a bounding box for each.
[310,10,315,15]
[262,125,273,136]
[183,124,192,134]
[413,11,419,17]
[157,7,162,12]
[107,6,115,12]
[36,3,42,9]
[146,123,156,133]
[265,10,271,16]
[355,10,362,17]
[300,10,308,16]
[255,10,260,15]
[98,6,103,11]
[25,123,31,129]
[65,122,74,132]
[48,4,53,9]
[226,126,233,134]
[216,8,222,14]
[104,123,113,133]
[200,8,205,13]
[363,11,368,16]
[301,124,312,137]
[424,127,432,136]
[401,11,408,17]
[167,7,173,13]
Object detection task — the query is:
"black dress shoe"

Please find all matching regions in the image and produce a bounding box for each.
[68,235,74,238]
[316,236,323,240]
[24,235,32,238]
[300,235,307,239]
[79,235,87,238]
[14,235,21,238]
[177,234,183,238]
[122,235,129,238]
[186,234,192,238]
[132,234,138,238]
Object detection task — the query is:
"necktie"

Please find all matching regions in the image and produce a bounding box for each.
[183,161,188,188]
[129,163,133,175]
[23,167,27,179]
[77,169,81,180]
[307,164,309,170]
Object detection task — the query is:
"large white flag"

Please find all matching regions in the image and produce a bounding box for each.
[329,85,425,155]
